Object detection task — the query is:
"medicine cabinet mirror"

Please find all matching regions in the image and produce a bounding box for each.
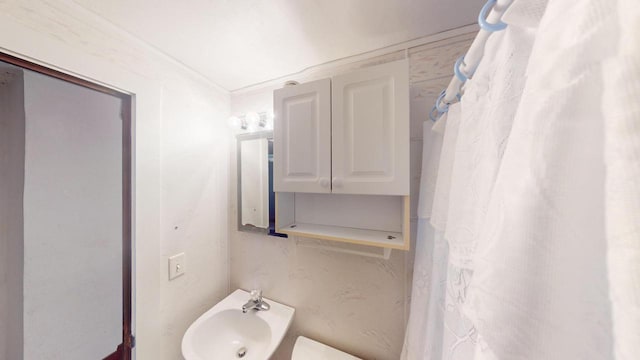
[236,131,286,237]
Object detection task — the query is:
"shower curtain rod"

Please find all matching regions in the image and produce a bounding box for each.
[430,0,514,121]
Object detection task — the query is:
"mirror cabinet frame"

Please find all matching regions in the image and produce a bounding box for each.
[236,131,272,234]
[236,131,287,238]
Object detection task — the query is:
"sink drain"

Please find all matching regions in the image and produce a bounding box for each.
[237,346,247,358]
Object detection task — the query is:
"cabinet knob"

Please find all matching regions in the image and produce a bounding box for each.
[332,177,343,188]
[319,178,330,188]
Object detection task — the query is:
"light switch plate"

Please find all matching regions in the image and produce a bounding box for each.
[168,253,186,280]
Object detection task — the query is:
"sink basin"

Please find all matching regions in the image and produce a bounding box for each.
[182,289,295,360]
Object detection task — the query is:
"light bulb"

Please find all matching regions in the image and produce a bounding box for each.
[245,112,260,127]
[246,121,259,132]
[227,116,242,129]
[264,112,274,130]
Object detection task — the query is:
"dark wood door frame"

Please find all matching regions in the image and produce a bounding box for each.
[0,52,134,360]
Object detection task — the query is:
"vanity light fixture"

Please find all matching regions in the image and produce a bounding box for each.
[227,111,274,133]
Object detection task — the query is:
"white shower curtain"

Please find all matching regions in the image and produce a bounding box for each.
[402,0,640,359]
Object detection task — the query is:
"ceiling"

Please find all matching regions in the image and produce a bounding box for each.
[72,0,481,91]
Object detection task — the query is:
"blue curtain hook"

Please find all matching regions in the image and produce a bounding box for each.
[454,56,468,82]
[435,90,449,113]
[478,0,507,32]
[429,106,441,122]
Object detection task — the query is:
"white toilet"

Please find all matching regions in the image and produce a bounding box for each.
[291,336,361,360]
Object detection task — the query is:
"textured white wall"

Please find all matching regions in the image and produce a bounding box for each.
[157,67,231,360]
[0,1,231,359]
[0,66,25,360]
[229,31,474,360]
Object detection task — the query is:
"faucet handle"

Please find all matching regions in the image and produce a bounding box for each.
[250,289,263,302]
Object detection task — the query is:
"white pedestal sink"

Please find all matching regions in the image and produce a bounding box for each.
[182,289,295,360]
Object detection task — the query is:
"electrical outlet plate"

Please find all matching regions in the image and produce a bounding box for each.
[168,253,186,280]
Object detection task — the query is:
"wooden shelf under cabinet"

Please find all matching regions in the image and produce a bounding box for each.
[276,193,410,250]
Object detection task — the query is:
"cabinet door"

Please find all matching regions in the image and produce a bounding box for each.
[331,59,409,195]
[274,78,331,193]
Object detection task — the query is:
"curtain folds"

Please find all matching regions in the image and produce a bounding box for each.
[402,0,640,359]
[603,1,640,358]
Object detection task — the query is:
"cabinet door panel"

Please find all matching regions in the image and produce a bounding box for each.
[332,59,409,195]
[274,79,331,193]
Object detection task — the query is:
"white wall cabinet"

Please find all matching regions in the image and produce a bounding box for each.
[273,78,331,193]
[332,60,409,195]
[273,59,410,250]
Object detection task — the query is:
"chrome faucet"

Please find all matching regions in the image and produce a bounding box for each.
[242,289,271,313]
